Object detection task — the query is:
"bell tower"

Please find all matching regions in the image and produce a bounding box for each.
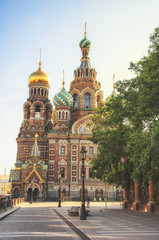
[70,24,103,120]
[16,50,52,165]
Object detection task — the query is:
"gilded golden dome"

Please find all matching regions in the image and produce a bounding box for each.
[28,62,49,85]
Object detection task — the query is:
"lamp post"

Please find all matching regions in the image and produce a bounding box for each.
[80,147,87,220]
[58,172,61,207]
[30,181,33,204]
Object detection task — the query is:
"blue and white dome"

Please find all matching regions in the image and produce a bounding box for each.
[53,87,73,107]
[79,38,91,49]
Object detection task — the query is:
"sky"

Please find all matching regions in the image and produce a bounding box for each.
[0,0,159,175]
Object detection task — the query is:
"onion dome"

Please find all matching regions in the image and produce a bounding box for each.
[105,90,117,103]
[28,50,49,85]
[53,80,73,107]
[79,23,91,49]
[79,38,91,49]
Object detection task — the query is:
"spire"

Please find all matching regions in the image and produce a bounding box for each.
[84,22,87,38]
[62,70,65,88]
[31,133,40,157]
[79,23,91,49]
[39,49,42,69]
[35,133,39,143]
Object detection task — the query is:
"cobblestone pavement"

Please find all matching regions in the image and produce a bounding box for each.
[60,207,159,240]
[0,204,80,240]
[0,202,159,240]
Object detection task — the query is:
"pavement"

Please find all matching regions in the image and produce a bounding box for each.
[0,201,159,240]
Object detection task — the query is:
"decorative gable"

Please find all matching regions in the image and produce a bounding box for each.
[23,167,44,183]
[58,159,67,166]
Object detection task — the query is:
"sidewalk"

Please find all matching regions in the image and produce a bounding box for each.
[0,206,20,220]
[55,204,159,240]
[0,201,122,221]
[0,202,158,240]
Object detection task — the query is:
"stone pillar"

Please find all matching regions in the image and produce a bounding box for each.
[147,180,156,212]
[133,181,140,211]
[47,110,52,121]
[39,190,43,201]
[148,180,155,203]
[30,107,35,119]
[24,190,27,202]
[24,109,27,120]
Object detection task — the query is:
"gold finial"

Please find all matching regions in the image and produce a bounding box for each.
[39,49,42,68]
[62,70,65,88]
[84,22,87,38]
[35,133,39,142]
[113,73,115,91]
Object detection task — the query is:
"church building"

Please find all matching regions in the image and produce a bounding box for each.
[10,29,122,202]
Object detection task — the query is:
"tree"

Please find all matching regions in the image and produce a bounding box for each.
[90,27,159,193]
[90,96,133,190]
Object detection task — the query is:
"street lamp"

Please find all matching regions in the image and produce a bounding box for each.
[58,172,61,207]
[80,147,87,220]
[30,181,33,204]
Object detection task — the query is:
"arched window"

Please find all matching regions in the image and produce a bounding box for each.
[86,68,88,77]
[35,105,40,119]
[60,167,65,178]
[59,111,61,119]
[38,88,40,95]
[66,112,68,120]
[85,93,90,109]
[78,70,80,77]
[31,89,33,96]
[45,90,47,96]
[35,105,40,112]
[73,94,78,110]
[41,89,43,96]
[34,88,36,95]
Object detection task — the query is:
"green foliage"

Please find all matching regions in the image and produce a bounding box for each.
[90,27,159,189]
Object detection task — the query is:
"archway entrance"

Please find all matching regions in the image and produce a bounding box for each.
[27,188,39,202]
[13,188,20,198]
[33,188,39,201]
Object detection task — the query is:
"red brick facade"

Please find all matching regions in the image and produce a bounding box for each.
[11,36,122,202]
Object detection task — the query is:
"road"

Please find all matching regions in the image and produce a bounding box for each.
[0,202,158,240]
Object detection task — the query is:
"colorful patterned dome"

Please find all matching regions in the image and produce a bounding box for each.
[79,38,91,49]
[105,88,117,103]
[53,85,73,107]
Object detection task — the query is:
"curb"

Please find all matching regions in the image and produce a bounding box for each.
[0,206,21,220]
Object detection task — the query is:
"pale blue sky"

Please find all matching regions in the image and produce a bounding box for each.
[0,0,159,174]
